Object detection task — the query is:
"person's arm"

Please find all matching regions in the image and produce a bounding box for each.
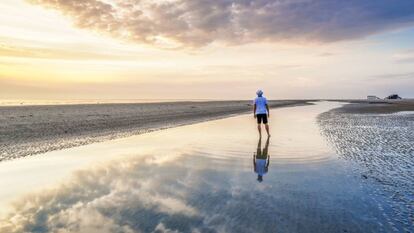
[266,104,270,117]
[253,104,257,118]
[266,155,270,168]
[253,153,256,171]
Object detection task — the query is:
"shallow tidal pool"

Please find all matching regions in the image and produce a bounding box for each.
[0,102,408,233]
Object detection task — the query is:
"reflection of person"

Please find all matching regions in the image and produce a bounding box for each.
[253,136,270,182]
[253,90,270,137]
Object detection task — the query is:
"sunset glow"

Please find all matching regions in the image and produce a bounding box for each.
[1,0,414,100]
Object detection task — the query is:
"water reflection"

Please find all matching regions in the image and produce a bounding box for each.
[0,102,403,232]
[0,146,397,233]
[254,137,270,182]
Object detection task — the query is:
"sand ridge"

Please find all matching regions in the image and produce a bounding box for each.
[0,100,309,161]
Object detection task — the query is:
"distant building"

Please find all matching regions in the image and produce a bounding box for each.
[367,95,380,100]
[385,94,402,100]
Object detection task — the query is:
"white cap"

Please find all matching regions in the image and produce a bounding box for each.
[256,89,263,96]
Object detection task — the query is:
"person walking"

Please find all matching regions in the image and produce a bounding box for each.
[253,90,270,137]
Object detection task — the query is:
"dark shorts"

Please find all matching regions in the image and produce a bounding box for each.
[256,114,268,124]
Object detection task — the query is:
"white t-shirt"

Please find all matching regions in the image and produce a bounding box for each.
[255,159,267,176]
[254,97,268,114]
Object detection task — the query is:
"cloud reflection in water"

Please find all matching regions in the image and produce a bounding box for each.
[0,103,401,233]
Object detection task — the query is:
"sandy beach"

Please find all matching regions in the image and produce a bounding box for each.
[1,101,410,233]
[3,1,414,231]
[0,100,308,161]
[0,102,413,233]
[0,101,412,232]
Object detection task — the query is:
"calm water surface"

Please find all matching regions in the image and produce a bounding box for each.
[0,102,406,233]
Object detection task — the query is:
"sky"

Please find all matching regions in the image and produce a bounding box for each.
[1,0,414,101]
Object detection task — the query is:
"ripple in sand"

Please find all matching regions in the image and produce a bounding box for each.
[318,109,414,230]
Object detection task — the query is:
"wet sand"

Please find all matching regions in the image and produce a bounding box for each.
[0,102,407,233]
[318,102,414,230]
[0,100,308,162]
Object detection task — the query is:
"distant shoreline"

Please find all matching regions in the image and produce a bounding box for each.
[0,100,310,162]
[329,99,414,114]
[0,99,244,107]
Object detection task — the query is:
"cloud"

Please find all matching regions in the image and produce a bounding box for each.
[370,71,414,80]
[28,0,414,48]
[0,156,205,233]
[393,49,414,63]
[318,52,335,57]
[0,42,136,60]
[0,141,400,232]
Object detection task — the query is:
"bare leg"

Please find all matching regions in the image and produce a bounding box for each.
[265,124,270,137]
[257,124,262,137]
